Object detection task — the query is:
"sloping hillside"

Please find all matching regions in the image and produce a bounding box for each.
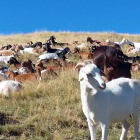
[0,31,140,140]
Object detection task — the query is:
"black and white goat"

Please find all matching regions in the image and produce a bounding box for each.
[47,36,70,48]
[38,47,71,61]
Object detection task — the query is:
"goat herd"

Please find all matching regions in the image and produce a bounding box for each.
[1,35,140,139]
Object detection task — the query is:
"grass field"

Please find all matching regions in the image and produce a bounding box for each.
[0,31,140,140]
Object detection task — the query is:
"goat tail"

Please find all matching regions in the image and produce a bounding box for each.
[132,79,140,103]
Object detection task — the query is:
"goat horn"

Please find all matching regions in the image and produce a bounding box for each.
[75,62,86,70]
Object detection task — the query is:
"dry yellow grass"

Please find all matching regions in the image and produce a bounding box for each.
[0,31,140,140]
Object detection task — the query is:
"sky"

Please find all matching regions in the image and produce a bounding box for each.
[0,0,140,35]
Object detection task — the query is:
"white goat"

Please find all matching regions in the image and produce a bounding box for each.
[114,38,129,48]
[38,47,71,61]
[0,80,22,96]
[0,55,14,64]
[126,40,140,50]
[20,48,34,54]
[79,64,140,140]
[106,38,133,48]
[38,53,58,61]
[20,48,39,55]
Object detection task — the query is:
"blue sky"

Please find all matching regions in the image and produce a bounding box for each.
[0,0,140,35]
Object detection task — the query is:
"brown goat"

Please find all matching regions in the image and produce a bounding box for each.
[35,61,58,78]
[21,59,35,73]
[57,58,76,71]
[90,45,131,82]
[41,69,58,77]
[35,61,47,79]
[0,50,17,56]
[35,61,61,73]
[5,71,38,83]
[72,47,93,59]
[32,47,46,54]
[47,64,62,72]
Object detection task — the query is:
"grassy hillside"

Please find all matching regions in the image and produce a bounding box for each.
[0,31,140,140]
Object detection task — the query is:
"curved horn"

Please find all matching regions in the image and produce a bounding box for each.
[74,62,87,72]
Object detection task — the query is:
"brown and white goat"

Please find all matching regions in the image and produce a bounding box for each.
[27,41,42,48]
[5,62,45,82]
[87,37,121,49]
[7,57,35,74]
[13,44,24,53]
[48,36,70,48]
[131,63,140,72]
[73,41,88,50]
[21,47,46,55]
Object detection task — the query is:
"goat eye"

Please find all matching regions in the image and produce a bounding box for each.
[100,72,103,76]
[86,73,91,76]
[100,70,106,76]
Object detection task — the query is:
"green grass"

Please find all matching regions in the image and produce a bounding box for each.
[0,31,140,139]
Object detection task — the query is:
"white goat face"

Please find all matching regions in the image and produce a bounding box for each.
[125,39,134,46]
[79,64,106,90]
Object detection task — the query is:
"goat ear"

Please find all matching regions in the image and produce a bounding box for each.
[79,69,90,82]
[78,68,88,81]
[100,70,109,77]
